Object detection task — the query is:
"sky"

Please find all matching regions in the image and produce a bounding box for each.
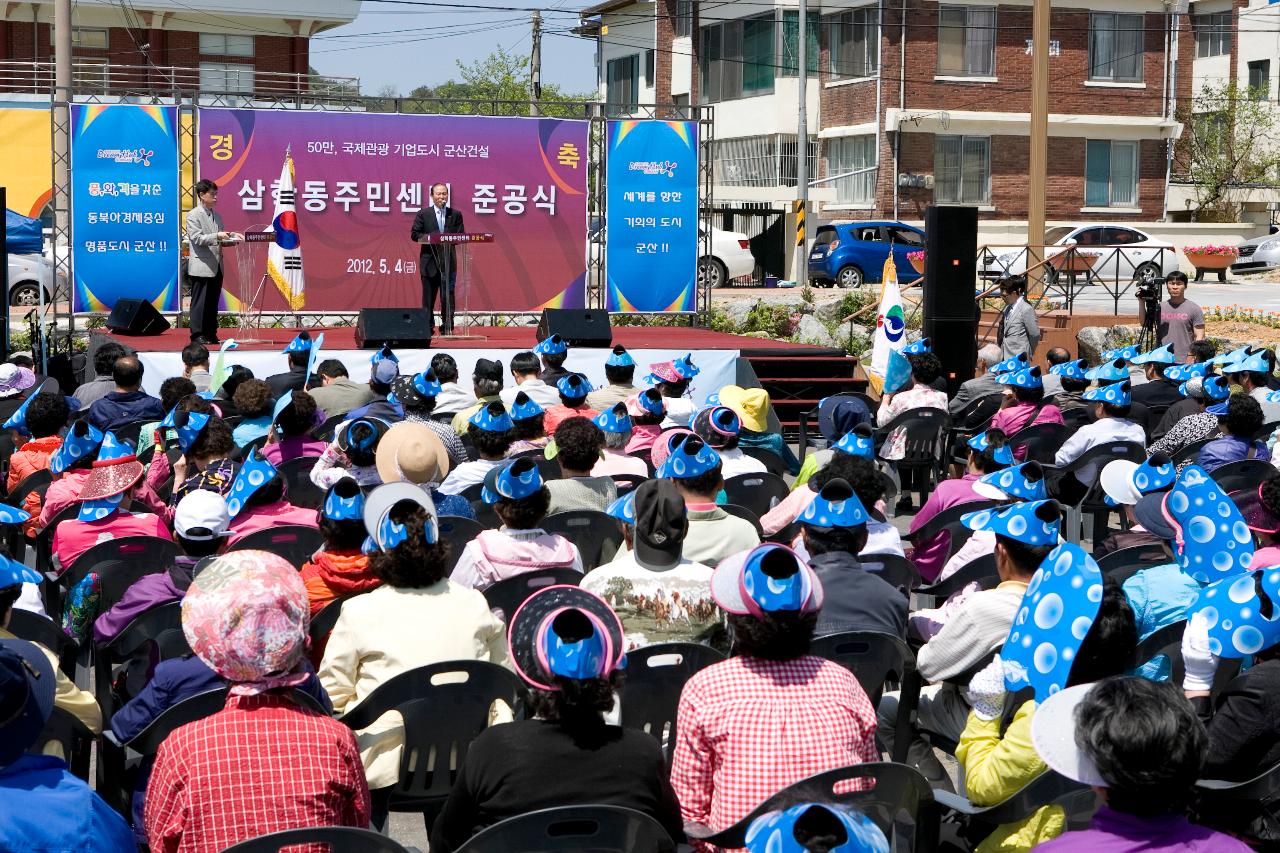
[309,3,600,97]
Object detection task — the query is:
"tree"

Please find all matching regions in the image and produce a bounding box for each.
[403,47,594,116]
[1175,81,1280,222]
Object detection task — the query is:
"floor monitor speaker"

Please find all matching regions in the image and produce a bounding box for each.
[105,298,171,336]
[536,308,613,348]
[356,308,433,349]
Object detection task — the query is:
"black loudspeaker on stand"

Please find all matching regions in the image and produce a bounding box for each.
[356,308,433,349]
[105,298,171,336]
[536,308,613,348]
[922,205,979,397]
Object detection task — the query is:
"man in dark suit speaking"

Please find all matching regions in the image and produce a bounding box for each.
[410,182,465,335]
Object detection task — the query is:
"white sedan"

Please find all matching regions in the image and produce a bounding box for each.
[982,224,1180,284]
[6,253,56,307]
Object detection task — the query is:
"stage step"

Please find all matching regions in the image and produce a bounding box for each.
[743,349,867,441]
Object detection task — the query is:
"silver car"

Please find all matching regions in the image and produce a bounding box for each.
[1232,229,1280,275]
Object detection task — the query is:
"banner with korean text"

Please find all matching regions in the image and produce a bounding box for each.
[71,104,181,313]
[605,120,698,312]
[197,108,589,312]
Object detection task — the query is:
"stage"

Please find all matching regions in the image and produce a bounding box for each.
[96,325,847,406]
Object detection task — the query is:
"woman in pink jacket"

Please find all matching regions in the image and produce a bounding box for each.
[449,458,582,593]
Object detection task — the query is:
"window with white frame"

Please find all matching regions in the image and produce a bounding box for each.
[1194,12,1231,58]
[200,62,255,93]
[199,33,254,57]
[72,28,109,50]
[827,135,876,206]
[937,5,995,77]
[934,135,990,205]
[1084,140,1138,207]
[1089,13,1143,83]
[826,6,878,79]
[606,54,639,114]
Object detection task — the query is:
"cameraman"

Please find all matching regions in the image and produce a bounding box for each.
[1140,271,1204,362]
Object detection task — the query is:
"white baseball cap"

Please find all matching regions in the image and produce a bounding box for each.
[174,489,231,541]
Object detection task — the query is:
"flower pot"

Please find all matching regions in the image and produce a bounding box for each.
[1186,252,1236,270]
[1055,251,1100,274]
[908,256,925,275]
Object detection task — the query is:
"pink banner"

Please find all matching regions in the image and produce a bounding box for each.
[197,108,589,312]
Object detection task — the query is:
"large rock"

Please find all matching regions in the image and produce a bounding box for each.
[1077,327,1109,363]
[794,314,836,348]
[719,299,757,332]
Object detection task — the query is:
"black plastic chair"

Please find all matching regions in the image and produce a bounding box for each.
[541,510,624,571]
[1008,422,1071,465]
[1130,619,1185,671]
[228,524,324,568]
[462,482,501,529]
[482,567,583,622]
[914,553,999,604]
[618,642,725,768]
[338,660,524,814]
[34,503,77,580]
[6,608,75,673]
[722,472,790,519]
[34,707,95,781]
[1195,759,1280,840]
[906,499,998,563]
[222,826,414,853]
[440,515,486,572]
[308,592,365,651]
[58,535,178,592]
[742,445,789,477]
[610,473,648,495]
[1097,542,1168,583]
[810,631,920,763]
[1211,459,1275,494]
[1172,436,1215,465]
[231,433,270,462]
[277,456,325,509]
[455,805,677,853]
[874,408,951,506]
[947,394,1004,468]
[797,391,869,461]
[720,503,764,538]
[859,553,921,596]
[687,762,939,853]
[311,412,347,441]
[1043,441,1146,544]
[2,467,51,561]
[112,419,151,448]
[934,769,1097,835]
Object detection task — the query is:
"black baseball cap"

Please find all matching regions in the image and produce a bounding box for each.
[632,479,688,569]
[473,358,503,383]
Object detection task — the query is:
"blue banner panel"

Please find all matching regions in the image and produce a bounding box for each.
[605,120,698,312]
[71,104,180,313]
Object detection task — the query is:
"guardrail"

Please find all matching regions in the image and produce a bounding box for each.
[0,60,359,99]
[977,243,1178,314]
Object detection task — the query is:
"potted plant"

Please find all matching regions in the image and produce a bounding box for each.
[907,250,925,275]
[1184,244,1239,282]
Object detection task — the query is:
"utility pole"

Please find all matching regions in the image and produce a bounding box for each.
[530,10,542,117]
[1027,0,1050,279]
[794,0,808,288]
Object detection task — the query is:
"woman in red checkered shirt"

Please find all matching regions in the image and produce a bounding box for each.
[670,543,879,846]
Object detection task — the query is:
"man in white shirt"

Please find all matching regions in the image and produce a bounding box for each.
[1054,381,1146,489]
[583,479,717,648]
[499,351,560,410]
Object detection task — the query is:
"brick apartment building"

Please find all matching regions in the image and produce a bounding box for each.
[581,0,1205,230]
[0,0,360,97]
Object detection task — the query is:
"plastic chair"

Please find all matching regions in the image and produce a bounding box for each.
[1172,436,1215,465]
[874,409,951,506]
[482,568,583,622]
[440,515,486,572]
[1043,441,1146,544]
[34,503,77,579]
[338,660,524,813]
[541,510,624,571]
[687,762,939,853]
[222,827,414,853]
[720,503,764,538]
[311,412,346,441]
[1097,543,1168,583]
[58,535,178,591]
[228,525,324,568]
[1008,422,1071,465]
[913,554,999,605]
[1195,759,1280,838]
[934,770,1098,835]
[231,433,270,462]
[308,592,364,651]
[277,456,325,509]
[810,631,921,763]
[6,609,76,676]
[947,394,1004,468]
[610,474,648,495]
[859,554,921,597]
[112,419,151,448]
[906,499,998,563]
[1211,459,1275,494]
[462,483,501,529]
[455,805,677,853]
[1130,619,1185,671]
[797,391,869,461]
[618,642,725,768]
[742,446,789,477]
[722,472,790,519]
[2,467,51,561]
[34,707,95,781]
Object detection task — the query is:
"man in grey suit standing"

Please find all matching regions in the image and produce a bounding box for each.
[184,179,238,345]
[996,275,1040,360]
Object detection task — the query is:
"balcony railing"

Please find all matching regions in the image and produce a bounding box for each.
[0,60,360,100]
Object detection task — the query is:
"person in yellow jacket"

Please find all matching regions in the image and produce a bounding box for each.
[956,577,1136,852]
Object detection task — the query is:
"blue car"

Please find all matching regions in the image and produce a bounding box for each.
[807,221,925,288]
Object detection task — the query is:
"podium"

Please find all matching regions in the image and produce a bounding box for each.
[416,232,495,340]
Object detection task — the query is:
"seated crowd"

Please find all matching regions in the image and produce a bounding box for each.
[1,329,1279,853]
